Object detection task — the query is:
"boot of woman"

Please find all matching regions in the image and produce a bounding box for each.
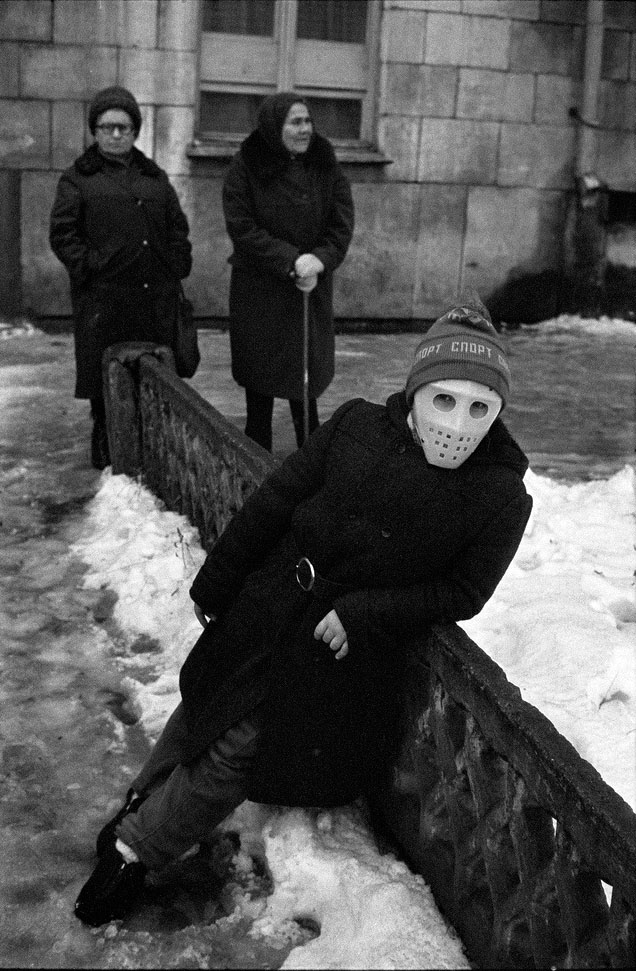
[90,398,111,470]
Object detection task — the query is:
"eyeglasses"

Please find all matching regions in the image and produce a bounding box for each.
[95,123,134,135]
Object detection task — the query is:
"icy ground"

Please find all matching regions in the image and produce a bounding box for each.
[1,319,634,969]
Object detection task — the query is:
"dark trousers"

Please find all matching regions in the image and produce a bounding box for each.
[89,397,110,469]
[118,703,263,871]
[245,388,319,452]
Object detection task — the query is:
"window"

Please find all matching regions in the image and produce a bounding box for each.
[198,0,381,146]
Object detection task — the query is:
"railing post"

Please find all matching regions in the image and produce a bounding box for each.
[102,342,176,477]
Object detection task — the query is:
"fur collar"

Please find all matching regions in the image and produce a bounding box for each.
[239,130,338,182]
[74,144,162,177]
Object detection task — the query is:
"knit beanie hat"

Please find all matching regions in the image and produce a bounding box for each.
[88,86,142,136]
[405,291,510,408]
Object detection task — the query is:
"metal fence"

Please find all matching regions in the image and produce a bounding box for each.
[103,343,636,969]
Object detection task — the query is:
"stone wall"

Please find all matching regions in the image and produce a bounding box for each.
[1,0,635,322]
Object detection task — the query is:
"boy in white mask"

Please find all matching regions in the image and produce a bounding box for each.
[75,292,532,928]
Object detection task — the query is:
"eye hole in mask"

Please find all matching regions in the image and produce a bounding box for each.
[432,393,491,418]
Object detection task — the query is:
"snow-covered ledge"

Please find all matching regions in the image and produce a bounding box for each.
[102,343,636,969]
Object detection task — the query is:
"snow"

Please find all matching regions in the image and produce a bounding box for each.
[0,317,39,340]
[63,317,634,969]
[515,312,636,337]
[461,465,636,809]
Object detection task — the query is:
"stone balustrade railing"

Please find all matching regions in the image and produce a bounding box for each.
[103,343,636,969]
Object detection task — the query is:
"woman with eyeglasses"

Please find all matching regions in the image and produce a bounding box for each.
[49,86,192,470]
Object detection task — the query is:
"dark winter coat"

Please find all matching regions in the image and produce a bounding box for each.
[182,392,533,807]
[50,144,192,399]
[222,129,354,399]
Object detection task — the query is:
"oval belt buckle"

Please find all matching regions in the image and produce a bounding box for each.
[296,556,315,592]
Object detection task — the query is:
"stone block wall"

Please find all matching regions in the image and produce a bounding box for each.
[377,0,636,317]
[1,0,635,322]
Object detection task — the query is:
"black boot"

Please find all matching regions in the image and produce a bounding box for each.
[74,842,146,926]
[90,398,110,470]
[96,788,146,857]
[90,419,110,470]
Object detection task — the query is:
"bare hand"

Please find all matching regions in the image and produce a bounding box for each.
[314,609,349,660]
[194,603,216,628]
[295,253,324,278]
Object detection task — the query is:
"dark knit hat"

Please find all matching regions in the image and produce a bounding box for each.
[88,86,142,135]
[405,291,510,407]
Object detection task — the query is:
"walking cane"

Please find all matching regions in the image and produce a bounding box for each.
[302,289,310,444]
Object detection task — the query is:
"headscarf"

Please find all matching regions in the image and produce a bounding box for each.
[256,92,314,156]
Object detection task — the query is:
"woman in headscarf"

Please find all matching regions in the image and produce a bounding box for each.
[222,92,354,452]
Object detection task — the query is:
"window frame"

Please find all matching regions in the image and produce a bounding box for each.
[191,0,383,156]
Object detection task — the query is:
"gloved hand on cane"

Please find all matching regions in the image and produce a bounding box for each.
[294,253,324,292]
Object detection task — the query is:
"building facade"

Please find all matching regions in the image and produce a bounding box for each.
[1,0,635,324]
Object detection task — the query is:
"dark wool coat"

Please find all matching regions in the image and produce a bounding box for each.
[50,144,192,399]
[181,392,532,807]
[222,130,354,399]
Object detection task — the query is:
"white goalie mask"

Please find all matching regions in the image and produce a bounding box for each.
[409,379,503,469]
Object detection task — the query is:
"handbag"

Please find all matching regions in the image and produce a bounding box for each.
[173,284,200,378]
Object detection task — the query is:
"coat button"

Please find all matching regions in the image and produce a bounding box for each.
[143,283,149,289]
[142,239,148,246]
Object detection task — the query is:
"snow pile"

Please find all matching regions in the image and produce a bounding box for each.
[0,317,41,339]
[70,474,206,738]
[245,806,468,970]
[518,313,636,336]
[461,465,636,810]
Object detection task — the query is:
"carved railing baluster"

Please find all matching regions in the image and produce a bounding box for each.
[509,792,565,968]
[607,891,636,968]
[462,724,526,963]
[554,824,612,967]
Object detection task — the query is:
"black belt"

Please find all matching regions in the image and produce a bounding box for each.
[295,555,354,598]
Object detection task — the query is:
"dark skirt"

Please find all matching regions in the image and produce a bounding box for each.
[72,281,177,399]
